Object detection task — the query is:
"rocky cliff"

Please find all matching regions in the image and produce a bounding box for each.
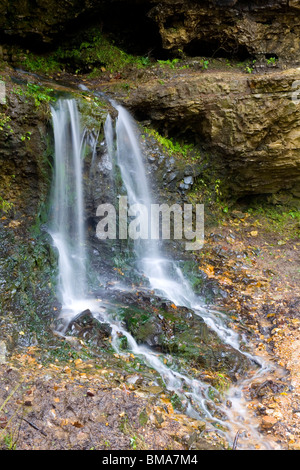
[1,1,300,65]
[112,66,300,195]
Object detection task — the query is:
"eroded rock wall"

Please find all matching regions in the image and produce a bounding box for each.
[1,1,300,64]
[121,68,300,195]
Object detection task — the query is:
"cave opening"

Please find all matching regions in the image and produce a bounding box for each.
[184,38,253,61]
[0,2,165,60]
[265,53,279,60]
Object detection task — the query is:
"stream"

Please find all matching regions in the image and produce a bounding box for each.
[49,96,281,450]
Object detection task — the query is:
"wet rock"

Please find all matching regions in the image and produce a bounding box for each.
[116,293,252,380]
[231,211,247,220]
[183,176,194,186]
[66,309,112,348]
[250,380,286,399]
[1,1,299,68]
[261,415,278,430]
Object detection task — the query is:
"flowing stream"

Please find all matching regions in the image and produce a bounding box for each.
[49,97,280,450]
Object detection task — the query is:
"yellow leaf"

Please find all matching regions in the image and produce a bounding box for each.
[201,265,215,278]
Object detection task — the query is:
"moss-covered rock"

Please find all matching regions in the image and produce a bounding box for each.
[115,293,252,380]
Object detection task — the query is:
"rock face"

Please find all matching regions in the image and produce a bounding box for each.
[0,72,51,218]
[1,1,300,64]
[148,0,300,64]
[119,67,300,195]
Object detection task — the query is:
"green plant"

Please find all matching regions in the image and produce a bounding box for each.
[21,131,32,142]
[130,436,137,450]
[0,196,14,213]
[0,382,23,450]
[14,83,55,107]
[56,29,150,76]
[13,50,61,75]
[245,59,256,74]
[157,58,180,69]
[0,112,13,135]
[266,56,277,65]
[200,59,209,70]
[144,128,194,158]
[139,56,151,67]
[214,179,222,203]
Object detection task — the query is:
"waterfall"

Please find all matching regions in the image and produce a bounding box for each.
[110,103,278,449]
[49,99,90,321]
[49,97,278,449]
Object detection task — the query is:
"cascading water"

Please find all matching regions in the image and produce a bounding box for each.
[50,97,280,449]
[109,103,280,449]
[49,99,91,323]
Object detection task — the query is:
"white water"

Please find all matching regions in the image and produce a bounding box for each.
[50,98,279,449]
[110,104,279,449]
[50,100,91,319]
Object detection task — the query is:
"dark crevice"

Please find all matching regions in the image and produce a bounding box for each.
[265,53,279,60]
[184,38,253,61]
[164,14,186,30]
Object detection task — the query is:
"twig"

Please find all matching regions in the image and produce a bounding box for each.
[0,381,23,414]
[232,430,241,450]
[21,417,47,437]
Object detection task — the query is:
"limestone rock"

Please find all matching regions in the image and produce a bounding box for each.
[1,1,300,66]
[122,68,300,195]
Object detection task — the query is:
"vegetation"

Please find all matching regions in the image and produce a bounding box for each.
[245,196,300,241]
[12,29,153,77]
[143,127,195,158]
[0,196,14,213]
[0,112,13,135]
[266,56,278,65]
[13,83,56,107]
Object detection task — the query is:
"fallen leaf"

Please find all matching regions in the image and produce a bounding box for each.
[72,420,84,428]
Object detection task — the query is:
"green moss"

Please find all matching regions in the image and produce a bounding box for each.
[11,28,152,78]
[244,194,300,241]
[143,127,195,159]
[0,196,14,214]
[16,51,62,75]
[0,112,13,135]
[138,409,148,426]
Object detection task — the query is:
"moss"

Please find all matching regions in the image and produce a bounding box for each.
[143,127,195,159]
[14,51,62,75]
[138,409,148,426]
[241,193,300,241]
[10,28,152,78]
